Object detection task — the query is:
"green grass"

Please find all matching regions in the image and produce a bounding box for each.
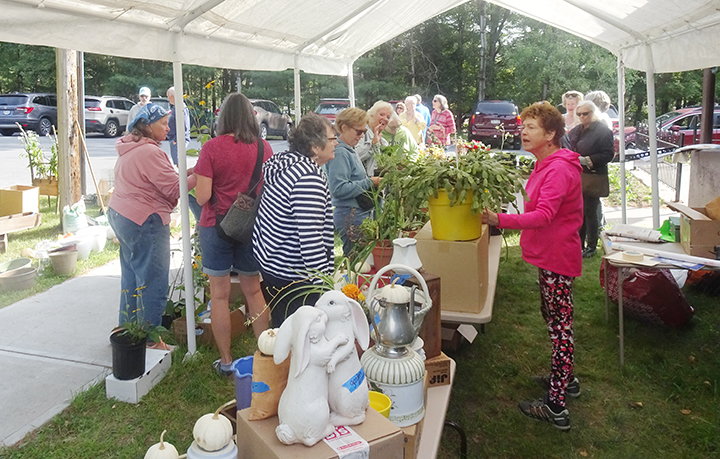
[2,230,719,458]
[0,197,119,309]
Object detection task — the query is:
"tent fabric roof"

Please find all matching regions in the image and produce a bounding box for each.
[1,0,718,74]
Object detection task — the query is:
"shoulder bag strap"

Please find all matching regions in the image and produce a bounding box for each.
[246,139,264,199]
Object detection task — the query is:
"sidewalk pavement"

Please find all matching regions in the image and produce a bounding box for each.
[0,238,186,447]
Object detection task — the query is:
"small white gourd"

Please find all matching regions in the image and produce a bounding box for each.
[144,430,179,459]
[377,278,410,304]
[192,400,235,452]
[257,328,278,356]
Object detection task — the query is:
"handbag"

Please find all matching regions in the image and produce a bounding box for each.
[581,171,610,198]
[355,191,375,211]
[215,140,264,244]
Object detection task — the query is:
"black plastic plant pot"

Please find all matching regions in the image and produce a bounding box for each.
[109,329,147,380]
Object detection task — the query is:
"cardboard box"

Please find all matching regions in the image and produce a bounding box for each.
[105,348,171,403]
[0,185,39,217]
[424,352,451,388]
[668,202,720,259]
[172,308,247,347]
[236,404,404,459]
[400,416,424,459]
[441,323,478,353]
[415,221,489,314]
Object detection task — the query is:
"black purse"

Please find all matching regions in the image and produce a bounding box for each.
[356,191,375,211]
[215,140,264,244]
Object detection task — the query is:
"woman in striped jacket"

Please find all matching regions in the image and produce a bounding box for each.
[253,114,338,326]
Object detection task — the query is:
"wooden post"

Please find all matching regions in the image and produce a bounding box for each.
[700,68,716,144]
[56,49,82,211]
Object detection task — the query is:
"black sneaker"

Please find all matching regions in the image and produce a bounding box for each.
[535,374,581,398]
[518,398,570,430]
[212,359,234,377]
[582,247,597,258]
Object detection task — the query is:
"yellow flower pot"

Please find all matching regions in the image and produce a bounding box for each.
[428,190,482,241]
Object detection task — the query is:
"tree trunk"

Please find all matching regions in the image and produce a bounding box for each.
[56,49,82,211]
[477,0,487,101]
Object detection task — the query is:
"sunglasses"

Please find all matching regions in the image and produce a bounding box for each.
[577,111,591,117]
[327,136,338,141]
[350,127,366,136]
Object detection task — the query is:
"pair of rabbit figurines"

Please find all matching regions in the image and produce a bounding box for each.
[272,290,371,447]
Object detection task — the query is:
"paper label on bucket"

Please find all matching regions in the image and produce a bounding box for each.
[323,426,369,459]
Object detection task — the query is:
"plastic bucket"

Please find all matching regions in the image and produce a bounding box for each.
[49,250,78,276]
[77,226,107,252]
[109,329,147,380]
[427,190,482,241]
[0,257,32,274]
[0,267,37,291]
[232,355,254,410]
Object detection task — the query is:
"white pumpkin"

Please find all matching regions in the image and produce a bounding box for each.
[193,400,235,452]
[144,430,179,459]
[258,328,278,356]
[377,279,410,304]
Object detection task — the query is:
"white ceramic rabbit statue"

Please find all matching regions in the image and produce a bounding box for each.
[273,306,349,446]
[315,290,370,426]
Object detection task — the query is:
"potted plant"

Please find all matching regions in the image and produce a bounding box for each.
[110,288,167,380]
[399,140,527,240]
[18,125,58,197]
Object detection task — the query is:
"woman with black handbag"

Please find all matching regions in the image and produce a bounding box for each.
[194,93,272,376]
[324,107,381,256]
[568,100,615,258]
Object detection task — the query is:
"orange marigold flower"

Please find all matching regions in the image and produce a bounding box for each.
[341,284,361,300]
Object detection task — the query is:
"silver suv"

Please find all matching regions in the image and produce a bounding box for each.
[84,96,135,137]
[0,93,57,136]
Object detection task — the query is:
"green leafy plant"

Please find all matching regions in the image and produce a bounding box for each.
[18,125,58,180]
[114,287,167,344]
[401,140,528,214]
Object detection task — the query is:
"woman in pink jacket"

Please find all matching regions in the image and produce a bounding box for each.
[483,101,583,430]
[108,103,196,339]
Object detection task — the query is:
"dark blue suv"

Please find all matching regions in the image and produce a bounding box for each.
[0,93,58,136]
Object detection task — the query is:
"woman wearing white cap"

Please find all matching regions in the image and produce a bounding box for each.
[108,103,196,346]
[127,86,152,131]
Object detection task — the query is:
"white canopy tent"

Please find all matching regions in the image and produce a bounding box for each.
[2,0,718,354]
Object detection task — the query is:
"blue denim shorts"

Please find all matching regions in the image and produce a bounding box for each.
[198,225,260,277]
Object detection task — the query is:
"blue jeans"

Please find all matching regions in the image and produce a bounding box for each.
[108,209,170,328]
[169,140,178,166]
[333,206,372,257]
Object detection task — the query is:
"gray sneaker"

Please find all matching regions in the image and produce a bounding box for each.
[518,398,570,430]
[535,374,581,398]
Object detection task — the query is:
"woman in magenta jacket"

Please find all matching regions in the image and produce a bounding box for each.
[483,101,583,430]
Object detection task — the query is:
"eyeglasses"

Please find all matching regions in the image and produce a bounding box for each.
[328,136,338,141]
[577,111,591,117]
[139,94,149,98]
[351,127,366,136]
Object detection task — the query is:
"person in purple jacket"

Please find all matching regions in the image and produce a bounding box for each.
[483,101,583,430]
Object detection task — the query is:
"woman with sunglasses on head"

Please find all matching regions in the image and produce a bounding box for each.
[324,107,381,257]
[427,94,456,147]
[567,100,614,258]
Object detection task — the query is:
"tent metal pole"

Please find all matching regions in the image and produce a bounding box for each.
[348,61,356,108]
[645,46,660,229]
[173,38,197,356]
[294,54,302,124]
[617,55,627,224]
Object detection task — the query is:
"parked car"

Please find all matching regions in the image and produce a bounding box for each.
[634,106,720,150]
[84,96,135,137]
[0,93,57,136]
[468,100,521,149]
[312,98,350,124]
[211,99,292,140]
[150,97,171,111]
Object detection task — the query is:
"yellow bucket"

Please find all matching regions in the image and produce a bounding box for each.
[427,190,482,241]
[368,391,391,418]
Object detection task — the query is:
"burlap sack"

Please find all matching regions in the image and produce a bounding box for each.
[247,350,291,420]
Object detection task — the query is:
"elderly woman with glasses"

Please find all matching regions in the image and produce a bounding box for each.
[253,113,338,327]
[324,107,381,256]
[568,100,614,258]
[428,94,456,146]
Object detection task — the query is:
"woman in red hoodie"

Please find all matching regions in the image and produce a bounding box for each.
[483,101,583,430]
[108,103,196,341]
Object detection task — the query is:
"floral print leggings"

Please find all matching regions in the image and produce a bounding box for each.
[538,268,575,408]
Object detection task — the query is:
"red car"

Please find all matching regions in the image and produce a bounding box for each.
[312,98,350,124]
[468,100,521,150]
[634,106,720,150]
